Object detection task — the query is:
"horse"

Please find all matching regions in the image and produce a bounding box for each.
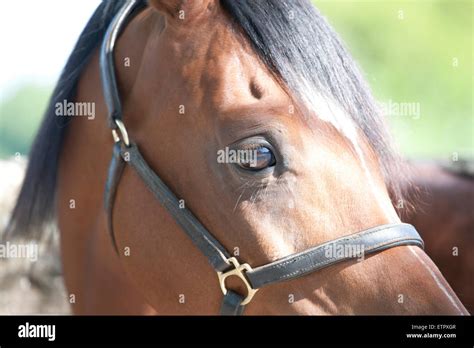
[5,0,467,315]
[400,160,474,313]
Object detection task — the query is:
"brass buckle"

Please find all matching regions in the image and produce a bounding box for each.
[217,257,258,306]
[111,119,130,147]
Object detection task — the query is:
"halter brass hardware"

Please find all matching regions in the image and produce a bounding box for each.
[111,119,130,147]
[217,257,258,306]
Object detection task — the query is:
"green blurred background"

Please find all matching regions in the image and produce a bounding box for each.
[0,0,472,159]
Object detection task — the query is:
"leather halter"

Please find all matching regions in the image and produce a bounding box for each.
[100,0,424,315]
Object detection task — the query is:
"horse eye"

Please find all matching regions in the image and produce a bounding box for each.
[238,146,276,171]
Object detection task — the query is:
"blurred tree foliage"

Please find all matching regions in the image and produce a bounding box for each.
[0,0,472,159]
[0,84,51,158]
[315,0,472,158]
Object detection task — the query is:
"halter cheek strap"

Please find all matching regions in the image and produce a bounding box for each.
[101,0,424,316]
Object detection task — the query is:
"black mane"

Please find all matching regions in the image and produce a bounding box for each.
[4,0,130,239]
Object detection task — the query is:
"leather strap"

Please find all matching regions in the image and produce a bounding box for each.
[220,291,245,316]
[104,142,126,254]
[246,223,423,289]
[119,143,232,273]
[100,0,146,129]
[104,142,425,312]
